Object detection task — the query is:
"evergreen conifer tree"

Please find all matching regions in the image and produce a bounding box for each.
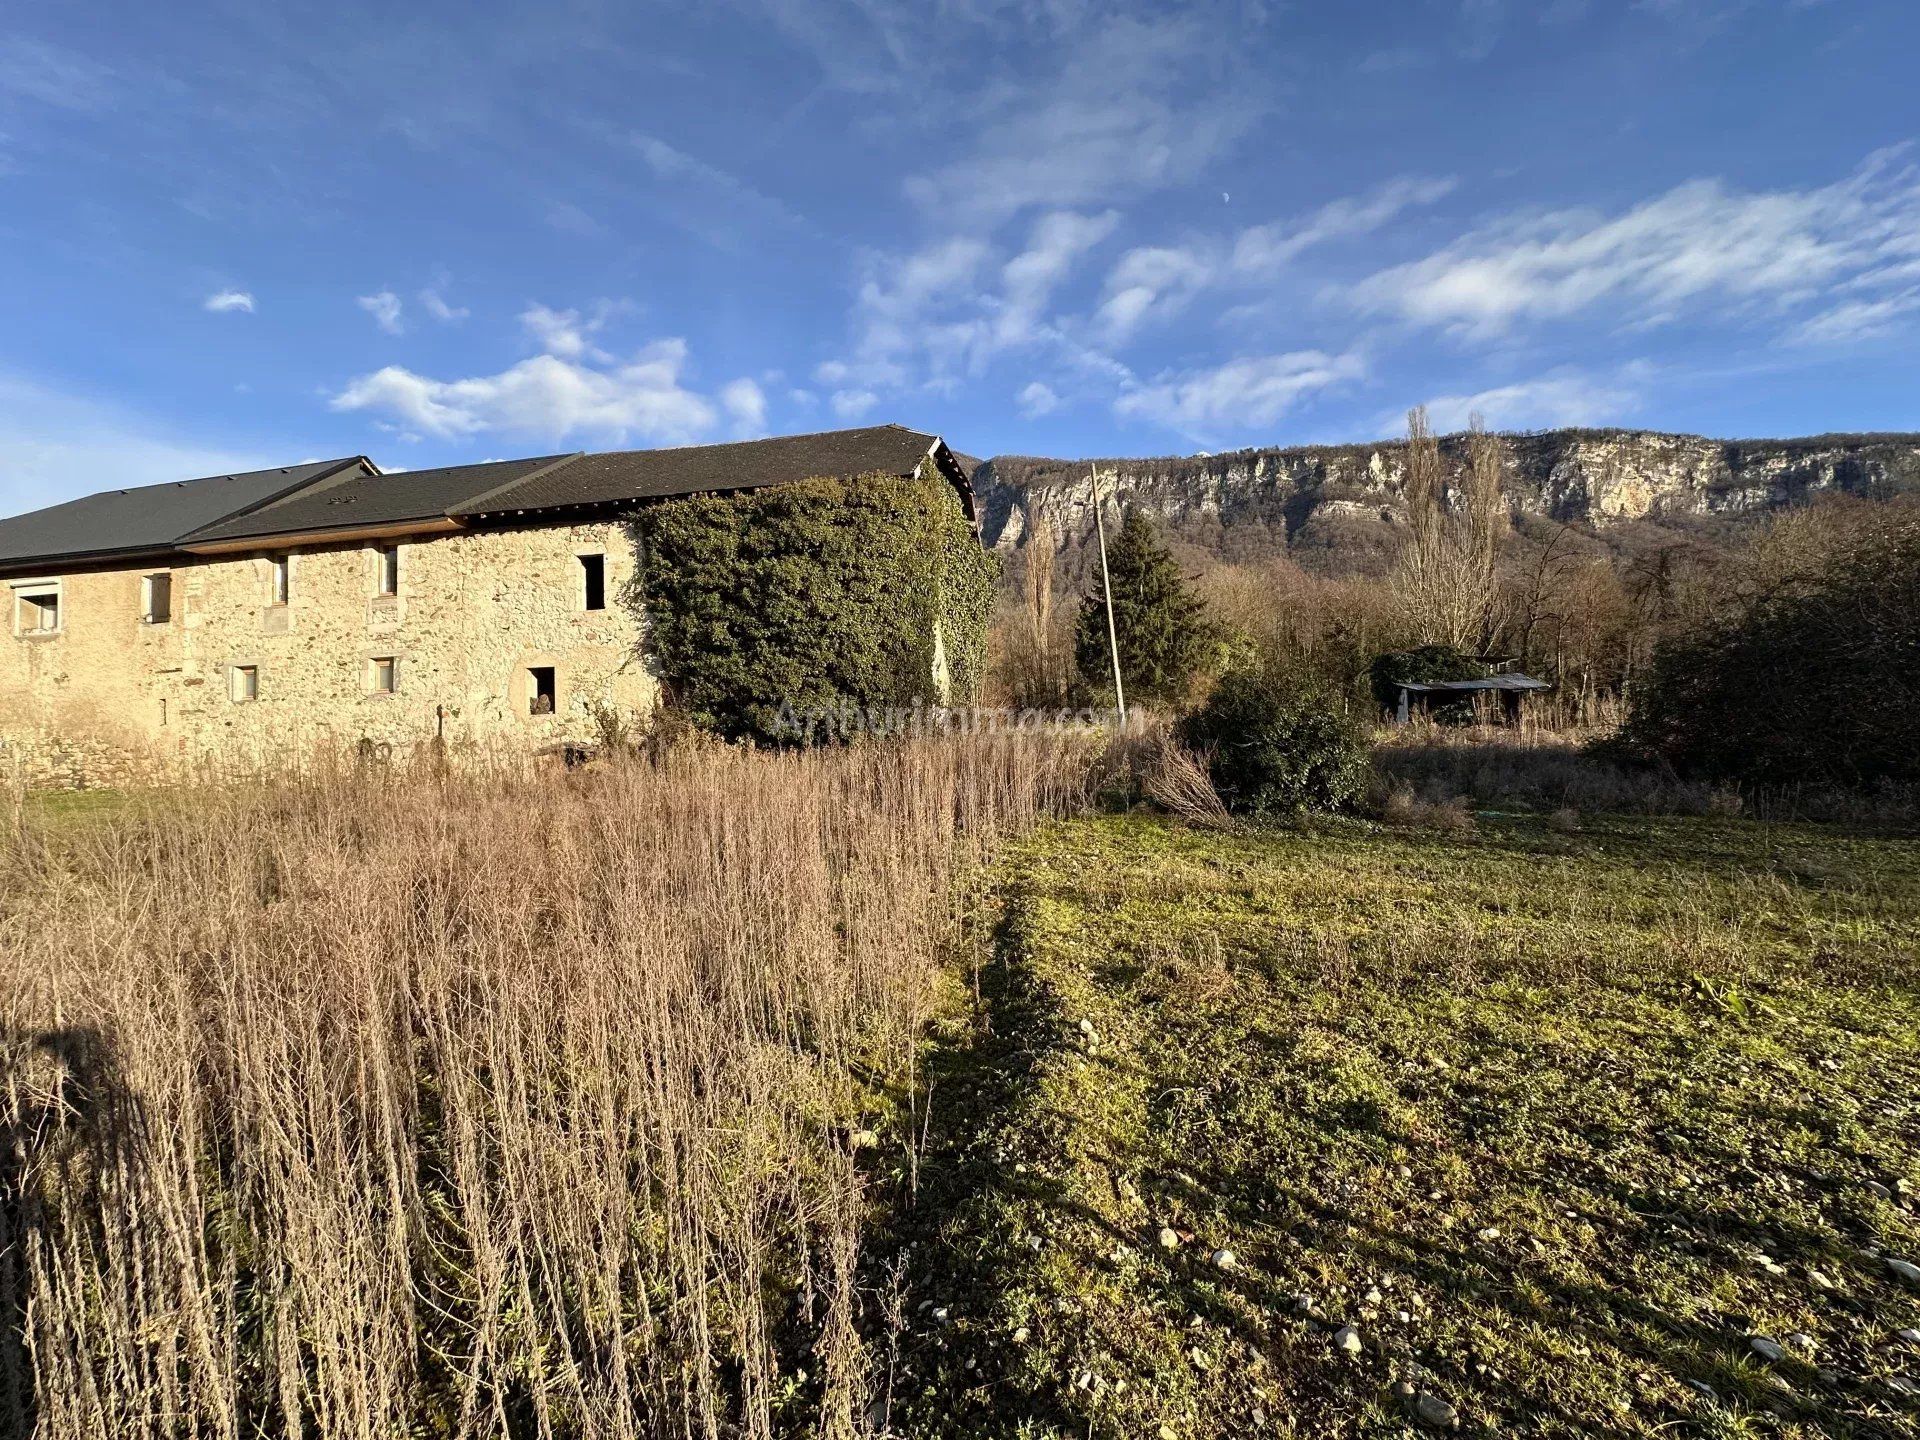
[1074,508,1211,706]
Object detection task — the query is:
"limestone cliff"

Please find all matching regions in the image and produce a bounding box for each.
[973,429,1920,568]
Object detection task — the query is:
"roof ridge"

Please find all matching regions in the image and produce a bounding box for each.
[176,456,373,535]
[575,423,928,461]
[451,452,587,515]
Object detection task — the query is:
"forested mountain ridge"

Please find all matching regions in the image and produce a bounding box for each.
[972,429,1920,571]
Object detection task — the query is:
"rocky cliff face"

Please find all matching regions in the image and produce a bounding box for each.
[973,429,1920,567]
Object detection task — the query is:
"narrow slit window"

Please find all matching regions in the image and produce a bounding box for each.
[376,545,400,596]
[370,656,398,694]
[230,665,258,703]
[528,666,556,716]
[580,553,606,611]
[269,555,290,605]
[143,573,172,624]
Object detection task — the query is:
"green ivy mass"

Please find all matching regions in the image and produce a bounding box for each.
[628,473,1000,743]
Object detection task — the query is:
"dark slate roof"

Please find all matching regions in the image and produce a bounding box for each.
[0,458,367,572]
[452,425,942,515]
[184,454,575,544]
[0,426,967,570]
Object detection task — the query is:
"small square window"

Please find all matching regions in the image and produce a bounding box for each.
[143,573,172,624]
[580,553,606,611]
[370,656,397,694]
[269,555,290,606]
[375,545,400,596]
[230,665,258,703]
[528,665,556,716]
[16,588,60,634]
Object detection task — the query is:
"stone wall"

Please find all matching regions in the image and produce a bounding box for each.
[0,519,658,788]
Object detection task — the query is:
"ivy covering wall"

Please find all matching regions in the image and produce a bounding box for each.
[628,472,999,743]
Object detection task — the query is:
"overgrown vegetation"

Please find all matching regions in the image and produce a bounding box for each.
[1178,667,1369,816]
[632,472,999,742]
[890,813,1920,1439]
[1623,510,1920,790]
[0,738,1095,1440]
[1367,644,1488,722]
[990,424,1920,734]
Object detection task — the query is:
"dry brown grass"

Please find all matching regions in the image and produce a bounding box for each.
[0,735,1096,1440]
[1373,722,1736,817]
[1138,733,1230,829]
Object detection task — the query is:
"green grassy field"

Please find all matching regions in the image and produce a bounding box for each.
[885,814,1920,1438]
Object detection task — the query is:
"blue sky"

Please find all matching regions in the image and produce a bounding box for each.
[1,0,1916,511]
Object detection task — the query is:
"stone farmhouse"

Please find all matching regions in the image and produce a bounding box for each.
[0,425,973,784]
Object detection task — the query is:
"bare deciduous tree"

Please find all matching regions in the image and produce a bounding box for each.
[1391,407,1509,652]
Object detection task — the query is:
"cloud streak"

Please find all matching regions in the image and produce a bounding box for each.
[1349,148,1920,340]
[357,290,404,334]
[1116,349,1365,438]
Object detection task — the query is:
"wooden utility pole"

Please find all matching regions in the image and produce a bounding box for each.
[1088,465,1126,727]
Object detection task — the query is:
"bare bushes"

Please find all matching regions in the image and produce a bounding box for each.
[0,735,1094,1440]
[1374,724,1737,817]
[1139,730,1230,828]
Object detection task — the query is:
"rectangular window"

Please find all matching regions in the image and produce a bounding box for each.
[269,555,290,606]
[376,545,399,596]
[580,553,606,611]
[370,656,397,694]
[528,665,556,716]
[15,587,60,635]
[230,665,258,703]
[143,573,172,624]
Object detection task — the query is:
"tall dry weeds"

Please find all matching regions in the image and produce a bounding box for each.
[0,736,1094,1440]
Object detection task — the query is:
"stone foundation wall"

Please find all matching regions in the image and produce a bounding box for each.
[0,520,658,788]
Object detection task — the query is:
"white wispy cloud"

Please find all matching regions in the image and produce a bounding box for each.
[902,14,1259,226]
[357,290,404,334]
[1415,367,1647,432]
[720,377,768,434]
[1233,176,1459,272]
[1080,176,1456,348]
[335,295,716,442]
[1116,349,1365,437]
[993,209,1120,353]
[330,341,718,444]
[1349,148,1920,340]
[830,388,879,420]
[1786,288,1920,345]
[419,286,468,322]
[1017,381,1060,417]
[1093,245,1215,343]
[520,302,616,361]
[203,289,255,314]
[0,38,113,110]
[0,373,271,514]
[626,132,809,248]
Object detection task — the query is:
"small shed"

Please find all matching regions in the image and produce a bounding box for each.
[1394,672,1552,725]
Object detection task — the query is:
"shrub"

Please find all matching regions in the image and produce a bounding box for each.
[1075,508,1213,707]
[632,473,999,743]
[1179,667,1370,816]
[1621,514,1920,788]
